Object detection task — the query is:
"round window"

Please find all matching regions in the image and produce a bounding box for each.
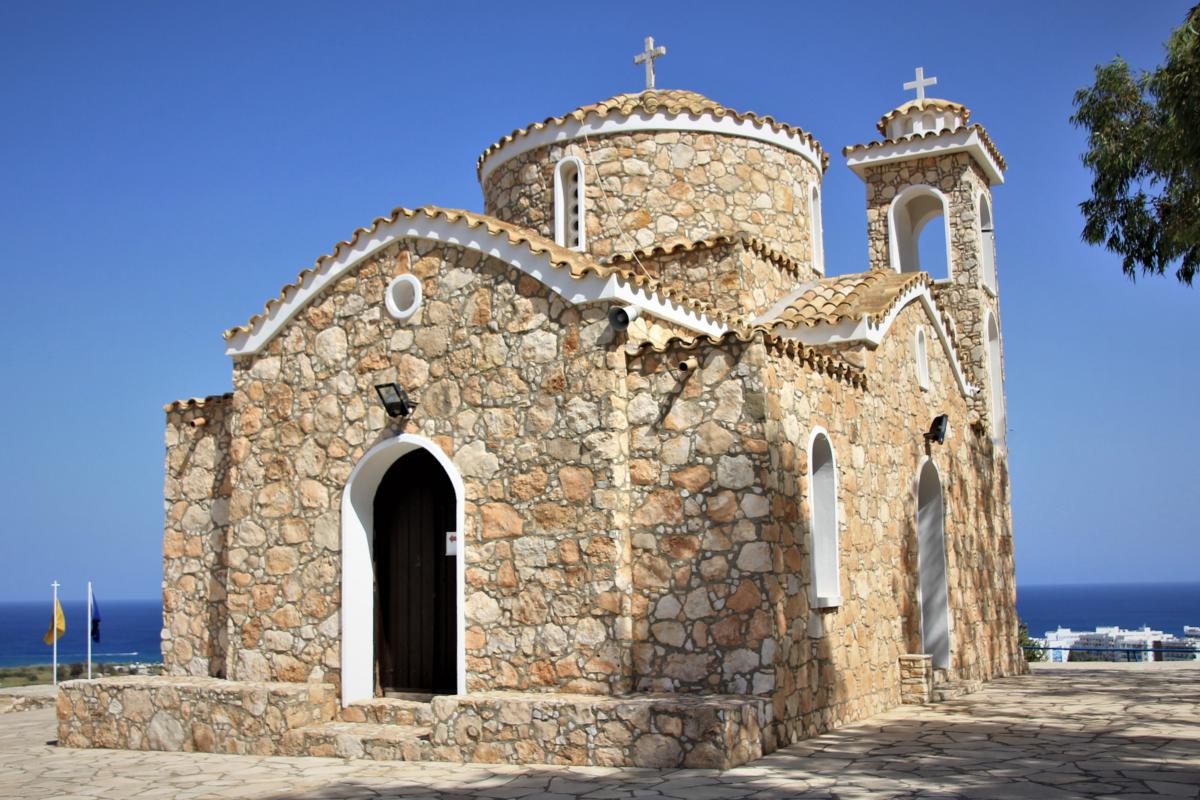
[385,274,422,321]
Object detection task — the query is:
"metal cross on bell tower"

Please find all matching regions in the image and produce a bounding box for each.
[634,36,667,91]
[903,66,938,102]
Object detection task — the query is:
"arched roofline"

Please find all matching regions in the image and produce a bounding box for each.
[222,207,730,356]
[772,282,977,398]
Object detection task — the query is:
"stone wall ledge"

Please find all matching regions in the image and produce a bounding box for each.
[56,676,337,755]
[430,691,774,769]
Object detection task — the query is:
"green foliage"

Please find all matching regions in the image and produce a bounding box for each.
[1072,5,1200,285]
[1017,619,1046,662]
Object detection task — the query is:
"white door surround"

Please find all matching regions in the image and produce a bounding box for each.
[916,458,951,670]
[340,434,466,706]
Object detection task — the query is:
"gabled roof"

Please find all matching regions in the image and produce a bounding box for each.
[476,89,828,182]
[771,270,928,328]
[222,206,741,356]
[761,269,976,396]
[843,124,1006,184]
[604,232,808,281]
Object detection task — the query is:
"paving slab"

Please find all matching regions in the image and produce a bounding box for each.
[0,662,1197,798]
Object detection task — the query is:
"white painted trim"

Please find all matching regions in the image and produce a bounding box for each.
[915,457,952,670]
[915,326,930,391]
[806,427,840,612]
[808,183,824,275]
[384,273,423,321]
[340,434,466,707]
[224,213,728,356]
[553,156,587,252]
[480,110,824,185]
[770,284,977,397]
[985,309,1005,444]
[887,184,953,280]
[846,127,1005,184]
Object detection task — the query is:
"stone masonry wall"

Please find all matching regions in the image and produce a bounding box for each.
[863,153,1005,432]
[163,395,232,678]
[220,241,633,695]
[483,132,823,275]
[615,239,803,319]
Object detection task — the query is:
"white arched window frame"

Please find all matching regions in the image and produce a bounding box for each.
[915,326,930,390]
[553,156,586,251]
[887,184,953,281]
[978,192,997,294]
[808,428,841,609]
[985,310,1005,441]
[809,183,825,274]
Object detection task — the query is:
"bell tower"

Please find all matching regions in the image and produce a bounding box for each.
[844,68,1008,441]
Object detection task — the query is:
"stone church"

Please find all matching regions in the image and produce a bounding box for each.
[59,50,1023,768]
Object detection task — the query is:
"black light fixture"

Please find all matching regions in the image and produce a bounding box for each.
[375,383,417,418]
[925,414,949,445]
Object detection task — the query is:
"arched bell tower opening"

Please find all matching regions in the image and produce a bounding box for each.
[888,184,952,280]
[979,193,997,293]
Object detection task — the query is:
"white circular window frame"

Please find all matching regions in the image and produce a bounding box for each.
[385,274,423,322]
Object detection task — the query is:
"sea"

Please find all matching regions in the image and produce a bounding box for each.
[0,599,163,668]
[0,582,1197,667]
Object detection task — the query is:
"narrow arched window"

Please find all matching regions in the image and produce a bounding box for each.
[915,327,930,390]
[888,185,952,281]
[554,157,585,251]
[978,194,997,293]
[809,185,824,273]
[986,311,1005,440]
[808,430,840,608]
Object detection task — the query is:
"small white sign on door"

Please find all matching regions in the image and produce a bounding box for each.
[445,531,458,556]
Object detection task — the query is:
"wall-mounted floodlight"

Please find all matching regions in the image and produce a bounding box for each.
[375,383,418,418]
[925,414,949,445]
[608,305,640,331]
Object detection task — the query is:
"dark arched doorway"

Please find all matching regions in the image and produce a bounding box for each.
[917,460,950,669]
[373,448,457,695]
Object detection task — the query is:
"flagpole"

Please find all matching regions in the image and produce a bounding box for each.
[51,581,59,686]
[87,582,93,680]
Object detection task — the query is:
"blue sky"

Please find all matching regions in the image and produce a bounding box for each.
[1,1,1195,602]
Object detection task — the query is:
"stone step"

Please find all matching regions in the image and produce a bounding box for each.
[931,679,982,703]
[284,721,433,761]
[341,697,434,726]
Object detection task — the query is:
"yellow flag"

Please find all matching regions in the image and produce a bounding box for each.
[43,598,66,645]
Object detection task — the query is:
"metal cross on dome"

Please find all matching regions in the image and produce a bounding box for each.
[634,36,667,90]
[904,66,938,102]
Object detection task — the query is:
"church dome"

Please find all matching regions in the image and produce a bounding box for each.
[876,98,970,139]
[478,88,828,270]
[477,89,826,183]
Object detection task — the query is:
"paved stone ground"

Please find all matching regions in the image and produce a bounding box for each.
[1,663,1197,799]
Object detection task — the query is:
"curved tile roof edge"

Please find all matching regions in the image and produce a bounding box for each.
[842,123,1006,172]
[476,90,829,180]
[603,233,807,279]
[628,328,867,390]
[164,392,234,414]
[223,205,748,345]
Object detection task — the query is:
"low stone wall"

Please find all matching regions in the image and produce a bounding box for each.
[56,676,336,755]
[899,655,933,704]
[0,686,56,714]
[429,691,773,769]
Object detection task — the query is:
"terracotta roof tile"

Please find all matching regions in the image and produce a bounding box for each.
[773,270,929,328]
[628,328,866,389]
[604,233,807,280]
[164,393,233,414]
[223,206,746,344]
[843,123,1007,172]
[477,89,828,178]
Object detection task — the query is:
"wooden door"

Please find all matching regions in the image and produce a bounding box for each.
[372,449,456,694]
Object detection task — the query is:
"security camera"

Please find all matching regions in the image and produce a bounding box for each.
[608,305,640,331]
